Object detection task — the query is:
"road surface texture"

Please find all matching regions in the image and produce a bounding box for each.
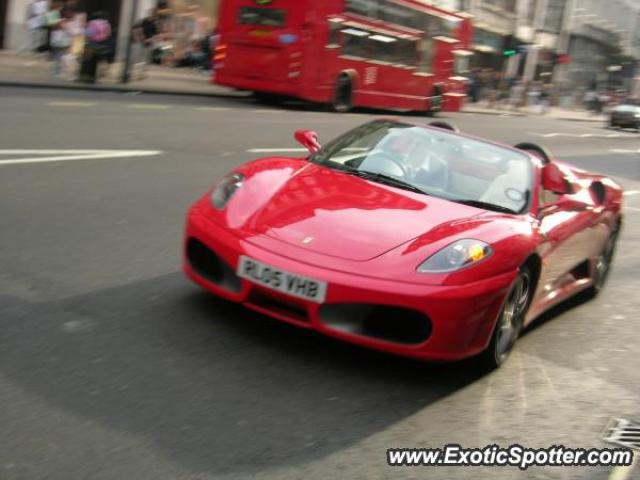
[1,87,639,480]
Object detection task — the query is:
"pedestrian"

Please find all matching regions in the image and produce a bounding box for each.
[509,80,525,111]
[44,0,64,54]
[61,0,85,79]
[23,0,48,54]
[141,8,159,67]
[49,10,72,77]
[85,11,113,79]
[539,84,551,114]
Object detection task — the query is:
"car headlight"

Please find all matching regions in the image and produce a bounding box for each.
[211,173,245,210]
[417,239,492,273]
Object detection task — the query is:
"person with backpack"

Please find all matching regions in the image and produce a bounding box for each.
[80,11,112,82]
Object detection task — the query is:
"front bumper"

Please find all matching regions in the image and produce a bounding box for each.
[183,203,516,361]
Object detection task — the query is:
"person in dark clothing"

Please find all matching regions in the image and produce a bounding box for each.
[141,9,159,64]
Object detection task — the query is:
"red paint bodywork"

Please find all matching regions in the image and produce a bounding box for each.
[183,123,623,361]
[214,0,472,112]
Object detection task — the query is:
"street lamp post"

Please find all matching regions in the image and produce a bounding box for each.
[121,0,140,84]
[552,0,577,84]
[523,0,548,83]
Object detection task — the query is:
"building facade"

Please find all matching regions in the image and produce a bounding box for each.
[2,0,219,61]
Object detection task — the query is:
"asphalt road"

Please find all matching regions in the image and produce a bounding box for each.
[1,87,639,480]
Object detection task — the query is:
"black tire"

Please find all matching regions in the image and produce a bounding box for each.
[585,222,620,298]
[480,266,532,369]
[332,74,353,113]
[253,92,282,105]
[425,86,443,117]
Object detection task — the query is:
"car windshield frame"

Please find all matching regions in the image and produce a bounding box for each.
[310,120,534,215]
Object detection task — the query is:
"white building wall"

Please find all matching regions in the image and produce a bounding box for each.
[5,0,35,51]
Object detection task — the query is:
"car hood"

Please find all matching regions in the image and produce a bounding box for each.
[226,162,484,261]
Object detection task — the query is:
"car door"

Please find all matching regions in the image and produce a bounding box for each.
[534,184,598,307]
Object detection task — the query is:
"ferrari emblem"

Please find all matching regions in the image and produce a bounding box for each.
[302,236,314,245]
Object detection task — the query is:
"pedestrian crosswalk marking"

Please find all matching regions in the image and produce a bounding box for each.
[530,132,628,139]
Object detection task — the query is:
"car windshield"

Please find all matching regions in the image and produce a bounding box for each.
[311,120,533,214]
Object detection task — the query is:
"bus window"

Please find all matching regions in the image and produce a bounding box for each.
[417,38,433,73]
[327,20,342,47]
[342,28,370,58]
[238,7,287,27]
[369,34,397,63]
[397,39,418,66]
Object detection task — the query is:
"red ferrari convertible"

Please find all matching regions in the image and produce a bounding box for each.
[184,119,623,368]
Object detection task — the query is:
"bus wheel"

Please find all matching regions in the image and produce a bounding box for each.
[425,86,443,117]
[333,75,353,113]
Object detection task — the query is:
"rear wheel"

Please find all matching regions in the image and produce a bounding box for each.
[332,74,353,113]
[253,92,283,105]
[480,267,532,369]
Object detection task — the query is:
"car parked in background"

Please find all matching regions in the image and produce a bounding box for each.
[609,104,640,130]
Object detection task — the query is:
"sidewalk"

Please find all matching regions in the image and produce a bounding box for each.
[0,50,245,98]
[462,103,608,123]
[0,51,610,123]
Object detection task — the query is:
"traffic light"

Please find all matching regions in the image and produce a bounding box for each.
[503,35,518,57]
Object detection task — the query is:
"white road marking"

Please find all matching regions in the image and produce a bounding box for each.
[624,190,640,196]
[253,109,280,114]
[530,132,626,139]
[0,149,162,165]
[610,149,640,154]
[48,101,96,107]
[196,106,230,111]
[247,148,308,153]
[127,104,170,110]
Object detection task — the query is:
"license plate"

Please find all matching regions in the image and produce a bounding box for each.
[237,256,327,303]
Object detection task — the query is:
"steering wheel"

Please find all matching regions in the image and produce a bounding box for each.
[360,151,410,178]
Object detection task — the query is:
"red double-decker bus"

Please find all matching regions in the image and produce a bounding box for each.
[214,0,473,113]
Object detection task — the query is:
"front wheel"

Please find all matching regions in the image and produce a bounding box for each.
[586,224,620,297]
[480,267,532,369]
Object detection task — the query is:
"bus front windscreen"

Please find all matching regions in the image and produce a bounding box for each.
[238,7,287,27]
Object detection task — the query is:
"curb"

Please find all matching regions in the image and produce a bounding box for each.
[553,116,606,124]
[462,108,607,123]
[461,109,526,117]
[0,79,250,100]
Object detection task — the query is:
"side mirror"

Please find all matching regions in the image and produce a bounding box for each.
[294,129,321,155]
[541,163,571,195]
